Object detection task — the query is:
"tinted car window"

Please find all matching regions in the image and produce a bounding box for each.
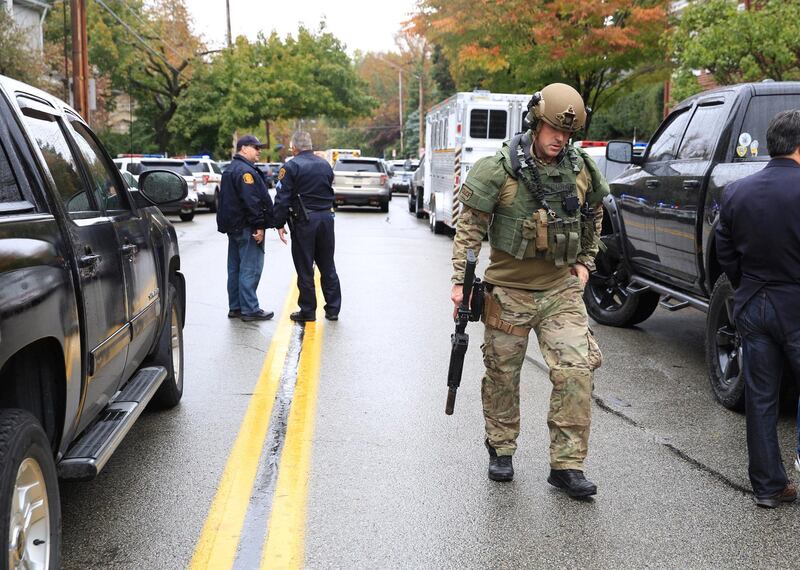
[0,142,24,205]
[677,103,727,161]
[737,94,800,161]
[334,161,381,172]
[469,109,508,139]
[20,110,97,215]
[68,120,129,212]
[211,162,222,174]
[647,108,691,162]
[184,161,210,173]
[139,161,191,175]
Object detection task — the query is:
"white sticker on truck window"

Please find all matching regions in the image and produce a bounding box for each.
[750,140,759,156]
[738,132,752,146]
[736,145,748,158]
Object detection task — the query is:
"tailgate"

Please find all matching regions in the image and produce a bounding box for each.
[334,172,383,190]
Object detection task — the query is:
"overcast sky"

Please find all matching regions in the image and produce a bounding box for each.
[186,0,419,54]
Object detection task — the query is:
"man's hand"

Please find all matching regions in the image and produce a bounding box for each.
[570,263,589,285]
[252,228,265,244]
[277,227,288,244]
[451,284,464,318]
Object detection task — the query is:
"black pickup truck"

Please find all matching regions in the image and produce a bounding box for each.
[585,81,800,411]
[0,75,188,567]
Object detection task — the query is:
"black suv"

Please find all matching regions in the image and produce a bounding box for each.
[586,81,800,411]
[0,75,188,566]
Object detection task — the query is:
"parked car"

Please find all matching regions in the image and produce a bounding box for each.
[0,74,188,566]
[388,159,420,194]
[572,141,630,182]
[183,156,223,212]
[114,156,199,221]
[409,153,426,218]
[218,160,231,172]
[333,157,392,212]
[589,80,800,411]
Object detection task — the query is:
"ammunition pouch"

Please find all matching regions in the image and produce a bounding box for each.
[470,280,484,322]
[482,290,531,338]
[489,210,582,265]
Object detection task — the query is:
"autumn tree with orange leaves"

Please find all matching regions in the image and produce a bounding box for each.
[413,0,668,133]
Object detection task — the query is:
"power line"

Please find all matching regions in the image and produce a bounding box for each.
[115,0,185,61]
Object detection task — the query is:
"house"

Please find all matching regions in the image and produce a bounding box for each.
[2,0,51,52]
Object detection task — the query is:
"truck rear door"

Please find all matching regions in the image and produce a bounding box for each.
[654,97,729,285]
[17,97,129,431]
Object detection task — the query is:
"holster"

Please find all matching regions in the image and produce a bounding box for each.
[482,290,531,337]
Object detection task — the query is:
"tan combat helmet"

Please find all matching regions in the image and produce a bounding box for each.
[526,83,587,132]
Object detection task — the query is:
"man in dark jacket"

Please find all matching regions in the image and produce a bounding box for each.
[217,135,274,321]
[274,131,341,322]
[716,109,800,508]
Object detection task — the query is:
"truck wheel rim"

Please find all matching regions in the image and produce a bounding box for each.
[8,458,50,570]
[715,299,741,388]
[171,305,183,390]
[587,247,629,312]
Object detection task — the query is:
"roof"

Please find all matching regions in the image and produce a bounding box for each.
[676,80,800,110]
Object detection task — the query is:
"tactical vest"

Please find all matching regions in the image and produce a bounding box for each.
[489,145,586,266]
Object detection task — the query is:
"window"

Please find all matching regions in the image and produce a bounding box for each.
[646,108,691,162]
[138,161,191,176]
[469,109,508,139]
[68,120,129,212]
[185,161,210,173]
[334,160,381,172]
[677,103,727,161]
[0,142,24,205]
[443,118,449,149]
[20,110,97,215]
[211,162,222,174]
[737,94,800,161]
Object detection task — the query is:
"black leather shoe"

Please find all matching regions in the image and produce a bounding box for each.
[228,309,241,318]
[485,441,514,482]
[325,313,338,321]
[755,482,797,508]
[240,309,274,322]
[547,469,597,498]
[290,311,316,322]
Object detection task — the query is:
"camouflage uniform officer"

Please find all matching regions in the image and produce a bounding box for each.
[450,83,608,497]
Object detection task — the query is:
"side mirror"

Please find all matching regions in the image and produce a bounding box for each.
[606,141,633,164]
[138,170,188,205]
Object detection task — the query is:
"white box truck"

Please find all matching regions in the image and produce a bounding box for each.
[422,91,531,234]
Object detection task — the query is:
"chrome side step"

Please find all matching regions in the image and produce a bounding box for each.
[58,366,167,481]
[627,275,709,313]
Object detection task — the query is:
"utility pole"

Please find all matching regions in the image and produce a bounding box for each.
[398,69,404,155]
[70,0,89,120]
[418,68,424,158]
[225,0,232,47]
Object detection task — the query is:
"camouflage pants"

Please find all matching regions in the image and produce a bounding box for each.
[481,276,602,470]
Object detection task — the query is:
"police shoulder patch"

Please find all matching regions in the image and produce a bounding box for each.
[243,172,255,185]
[278,167,286,181]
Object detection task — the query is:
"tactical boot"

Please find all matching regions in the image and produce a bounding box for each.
[485,440,514,482]
[547,469,597,498]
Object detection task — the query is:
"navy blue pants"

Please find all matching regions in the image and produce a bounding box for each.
[291,210,341,317]
[737,291,800,498]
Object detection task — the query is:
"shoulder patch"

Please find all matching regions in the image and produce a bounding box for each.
[278,167,286,181]
[243,172,255,185]
[460,186,473,201]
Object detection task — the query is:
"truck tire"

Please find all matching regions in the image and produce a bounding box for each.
[209,189,219,213]
[415,190,425,219]
[705,274,745,411]
[380,202,389,213]
[0,409,61,570]
[583,236,660,327]
[179,212,195,222]
[429,198,446,234]
[147,283,184,409]
[408,191,416,213]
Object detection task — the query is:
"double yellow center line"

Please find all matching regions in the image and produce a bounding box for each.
[190,281,324,570]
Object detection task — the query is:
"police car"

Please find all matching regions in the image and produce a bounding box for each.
[183,155,223,212]
[113,155,199,221]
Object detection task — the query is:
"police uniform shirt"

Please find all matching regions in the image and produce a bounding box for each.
[273,151,334,227]
[217,154,273,233]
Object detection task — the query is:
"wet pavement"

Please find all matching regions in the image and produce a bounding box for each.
[60,199,800,569]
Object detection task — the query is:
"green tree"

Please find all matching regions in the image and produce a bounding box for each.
[670,0,800,104]
[0,9,46,86]
[171,26,375,158]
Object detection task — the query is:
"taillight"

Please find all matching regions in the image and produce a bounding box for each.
[202,174,209,184]
[380,174,387,185]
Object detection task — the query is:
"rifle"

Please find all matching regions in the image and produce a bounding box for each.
[446,249,483,415]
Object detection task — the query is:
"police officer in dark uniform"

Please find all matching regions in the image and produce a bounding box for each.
[217,134,275,321]
[274,131,341,322]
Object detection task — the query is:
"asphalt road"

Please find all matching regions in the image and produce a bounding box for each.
[59,197,800,569]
